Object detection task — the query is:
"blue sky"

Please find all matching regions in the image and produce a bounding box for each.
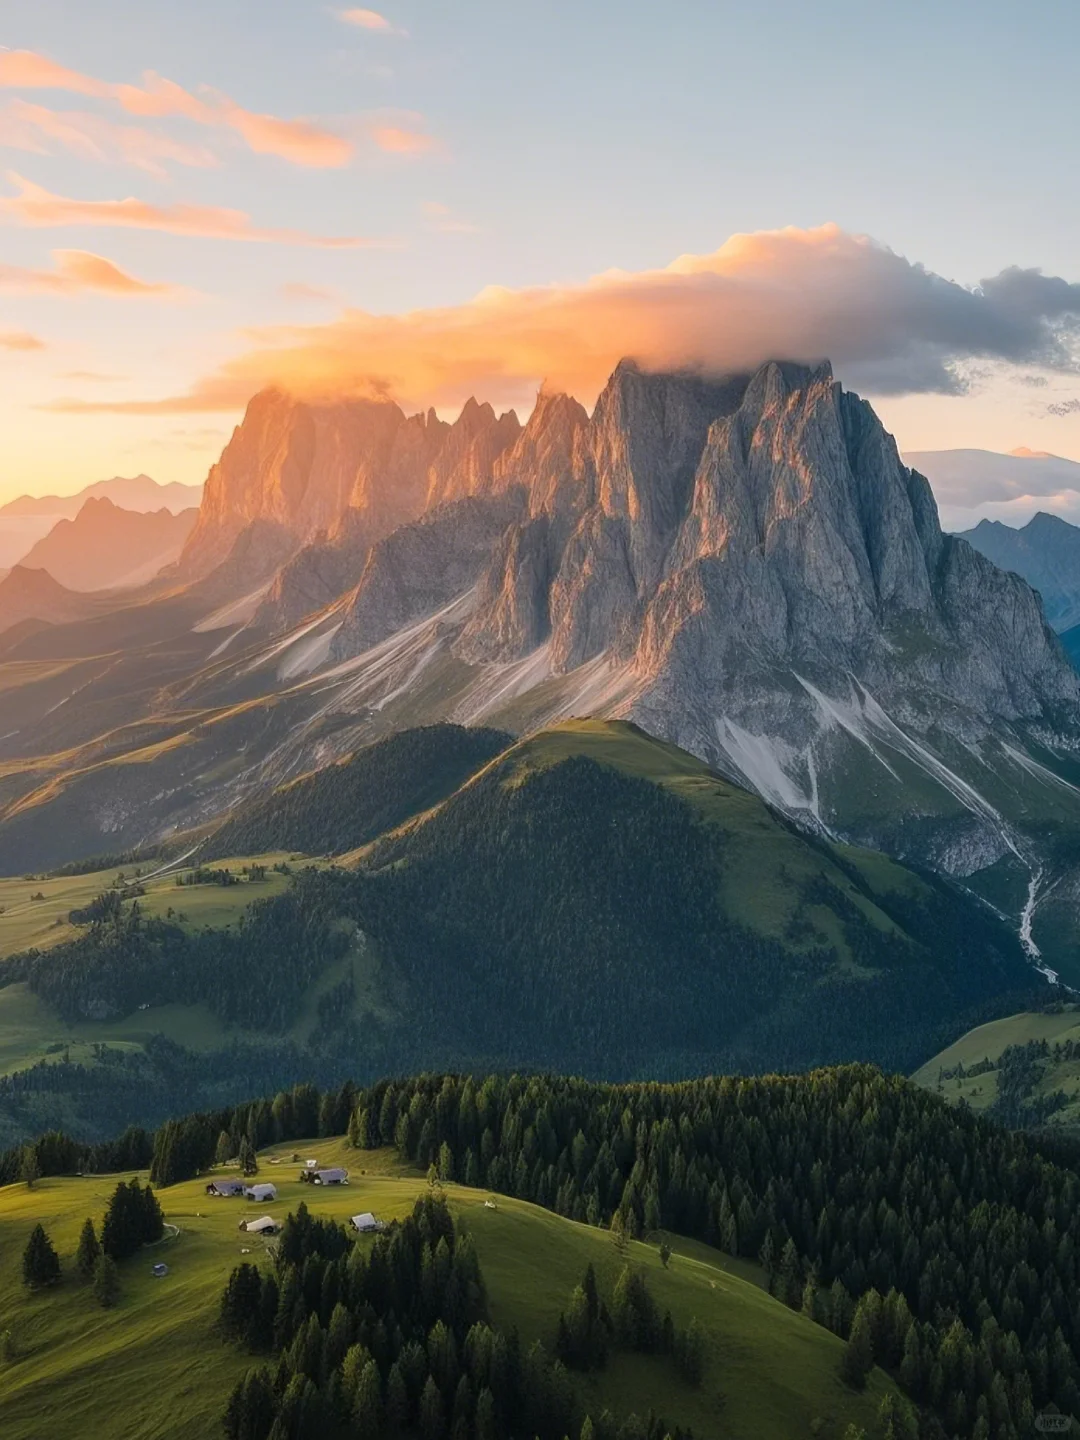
[2,0,1079,510]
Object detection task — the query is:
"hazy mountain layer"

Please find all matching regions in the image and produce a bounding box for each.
[16,498,197,592]
[958,510,1080,632]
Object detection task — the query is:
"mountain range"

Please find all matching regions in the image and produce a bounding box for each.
[14,497,197,594]
[0,474,203,571]
[3,360,1080,978]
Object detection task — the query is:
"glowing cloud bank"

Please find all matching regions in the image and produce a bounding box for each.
[50,225,1080,417]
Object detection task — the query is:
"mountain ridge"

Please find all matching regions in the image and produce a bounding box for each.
[16,497,198,593]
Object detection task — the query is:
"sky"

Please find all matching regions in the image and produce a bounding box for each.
[2,0,1080,522]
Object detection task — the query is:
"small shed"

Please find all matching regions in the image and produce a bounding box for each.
[206,1179,246,1198]
[243,1215,280,1235]
[244,1182,278,1203]
[313,1168,349,1186]
[350,1212,385,1234]
[152,1262,169,1277]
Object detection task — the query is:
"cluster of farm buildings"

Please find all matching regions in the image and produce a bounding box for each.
[205,1162,386,1236]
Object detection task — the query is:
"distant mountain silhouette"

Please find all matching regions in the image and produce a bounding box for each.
[0,474,203,570]
[16,497,198,592]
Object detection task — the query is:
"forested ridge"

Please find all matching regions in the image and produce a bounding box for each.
[1,750,1043,1102]
[204,724,512,859]
[7,1065,1080,1437]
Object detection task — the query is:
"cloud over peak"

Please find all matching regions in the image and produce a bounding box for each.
[35,225,1080,422]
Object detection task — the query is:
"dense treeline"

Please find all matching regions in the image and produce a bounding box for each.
[11,1066,1080,1434]
[346,1068,1080,1438]
[204,723,512,860]
[0,1077,362,1187]
[220,1192,691,1440]
[936,1038,1077,1132]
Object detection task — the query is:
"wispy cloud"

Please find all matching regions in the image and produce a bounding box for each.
[422,200,479,234]
[0,329,45,351]
[0,99,218,175]
[1048,399,1080,417]
[0,48,352,168]
[338,9,407,36]
[0,247,185,297]
[58,369,126,382]
[280,280,340,303]
[50,224,1080,418]
[370,120,438,155]
[0,173,378,247]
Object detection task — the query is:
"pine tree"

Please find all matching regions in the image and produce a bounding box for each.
[239,1137,258,1177]
[353,1358,383,1433]
[92,1252,121,1308]
[22,1223,61,1289]
[19,1144,40,1189]
[778,1237,802,1308]
[75,1217,101,1280]
[385,1360,410,1431]
[215,1130,233,1167]
[140,1182,165,1244]
[840,1307,874,1390]
[419,1374,445,1440]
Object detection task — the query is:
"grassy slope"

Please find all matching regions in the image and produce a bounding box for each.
[0,1140,894,1440]
[0,853,329,1080]
[497,720,948,962]
[911,1004,1080,1124]
[0,852,301,961]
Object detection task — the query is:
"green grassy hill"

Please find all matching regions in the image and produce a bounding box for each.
[0,1139,896,1440]
[0,720,1047,1144]
[912,1004,1080,1132]
[351,719,1040,1076]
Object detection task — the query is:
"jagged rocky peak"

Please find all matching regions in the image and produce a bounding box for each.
[590,362,749,523]
[632,358,1079,742]
[180,388,452,579]
[424,398,521,508]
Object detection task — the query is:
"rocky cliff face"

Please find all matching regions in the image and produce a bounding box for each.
[182,389,523,621]
[313,360,1080,921]
[318,361,1080,747]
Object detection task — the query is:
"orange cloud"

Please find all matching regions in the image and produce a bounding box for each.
[0,248,184,298]
[0,330,45,351]
[0,49,351,168]
[0,98,218,174]
[0,173,375,246]
[338,9,403,33]
[46,224,1080,418]
[222,106,352,168]
[372,123,436,155]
